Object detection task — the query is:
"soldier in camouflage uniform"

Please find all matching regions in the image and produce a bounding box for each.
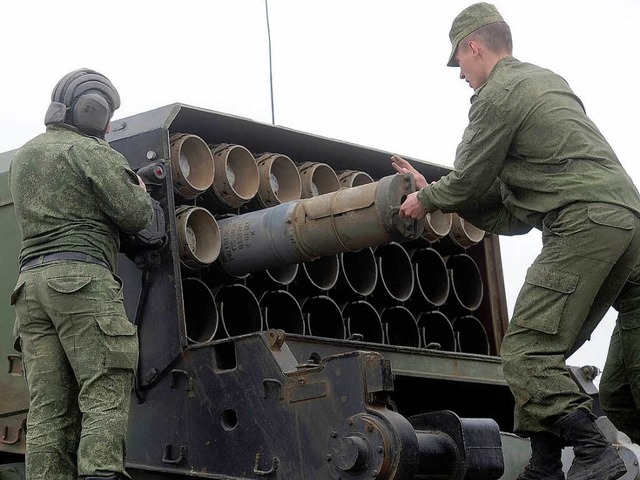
[9,69,153,480]
[392,3,640,480]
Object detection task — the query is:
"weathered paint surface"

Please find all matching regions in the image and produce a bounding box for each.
[0,167,28,455]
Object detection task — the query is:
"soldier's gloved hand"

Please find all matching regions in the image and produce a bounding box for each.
[391,155,427,190]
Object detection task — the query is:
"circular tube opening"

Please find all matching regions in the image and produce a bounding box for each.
[422,211,453,242]
[339,247,378,297]
[446,254,484,311]
[170,133,215,199]
[248,263,299,291]
[417,311,455,352]
[450,214,485,248]
[255,153,302,206]
[342,301,384,344]
[182,277,218,343]
[297,255,340,292]
[216,284,263,337]
[176,206,221,269]
[338,170,374,188]
[260,290,305,335]
[299,162,341,198]
[302,296,345,339]
[374,243,414,303]
[412,248,450,307]
[209,143,259,208]
[265,263,299,287]
[381,306,420,348]
[452,316,490,355]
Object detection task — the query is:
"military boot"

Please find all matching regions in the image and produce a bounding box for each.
[517,432,565,480]
[556,409,627,480]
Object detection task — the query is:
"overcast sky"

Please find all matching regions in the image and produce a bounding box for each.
[2,0,638,376]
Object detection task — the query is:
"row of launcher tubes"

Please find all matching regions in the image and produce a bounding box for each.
[162,133,491,355]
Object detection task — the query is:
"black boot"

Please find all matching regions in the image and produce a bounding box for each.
[517,432,565,480]
[556,409,627,480]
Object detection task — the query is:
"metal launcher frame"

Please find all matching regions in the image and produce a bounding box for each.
[0,103,519,480]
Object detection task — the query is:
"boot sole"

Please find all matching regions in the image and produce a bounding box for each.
[569,456,626,480]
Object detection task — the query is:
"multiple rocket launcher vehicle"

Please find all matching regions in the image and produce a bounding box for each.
[0,104,632,479]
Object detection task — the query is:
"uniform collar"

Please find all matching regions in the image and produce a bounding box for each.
[470,55,518,103]
[46,123,109,145]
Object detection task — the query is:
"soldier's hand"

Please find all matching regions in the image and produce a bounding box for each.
[391,155,427,189]
[399,191,428,219]
[137,174,147,192]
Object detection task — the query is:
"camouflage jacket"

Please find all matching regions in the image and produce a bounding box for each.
[418,56,640,234]
[9,124,153,271]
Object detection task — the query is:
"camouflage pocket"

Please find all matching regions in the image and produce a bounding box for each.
[587,204,635,230]
[46,275,92,293]
[511,264,578,335]
[461,126,478,143]
[95,315,139,370]
[46,275,93,314]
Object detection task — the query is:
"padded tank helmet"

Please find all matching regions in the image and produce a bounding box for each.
[44,68,120,138]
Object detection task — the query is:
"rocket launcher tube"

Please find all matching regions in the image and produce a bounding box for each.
[217,173,424,277]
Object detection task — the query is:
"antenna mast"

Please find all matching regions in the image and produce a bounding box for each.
[265,0,275,125]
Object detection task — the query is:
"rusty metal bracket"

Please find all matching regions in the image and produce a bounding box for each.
[266,329,286,350]
[162,444,187,465]
[253,453,279,476]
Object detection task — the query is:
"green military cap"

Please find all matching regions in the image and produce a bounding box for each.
[447,2,505,67]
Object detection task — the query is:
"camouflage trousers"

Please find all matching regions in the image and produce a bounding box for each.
[11,261,138,480]
[500,202,640,435]
[600,269,640,443]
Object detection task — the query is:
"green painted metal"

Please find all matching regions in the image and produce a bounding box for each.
[0,166,28,456]
[284,333,507,386]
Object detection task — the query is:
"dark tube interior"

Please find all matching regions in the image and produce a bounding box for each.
[375,243,414,302]
[339,247,378,297]
[412,248,450,307]
[417,311,455,352]
[342,300,384,343]
[260,290,305,335]
[452,316,490,355]
[217,284,263,337]
[182,277,218,343]
[298,255,339,292]
[381,306,420,348]
[302,296,345,339]
[447,254,484,311]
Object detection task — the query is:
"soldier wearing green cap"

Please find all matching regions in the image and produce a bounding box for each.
[392,3,640,480]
